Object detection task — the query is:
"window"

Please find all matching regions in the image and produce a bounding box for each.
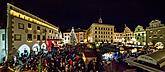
[27,34,32,41]
[95,31,97,34]
[2,34,5,40]
[65,34,67,36]
[95,35,97,38]
[28,23,31,28]
[138,34,140,36]
[37,35,40,40]
[42,35,45,40]
[37,26,40,30]
[65,37,67,40]
[18,23,24,29]
[14,34,21,41]
[49,30,51,33]
[95,27,97,30]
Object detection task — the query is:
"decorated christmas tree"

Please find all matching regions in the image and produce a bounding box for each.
[69,27,78,45]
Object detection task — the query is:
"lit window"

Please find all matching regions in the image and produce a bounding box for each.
[14,34,21,41]
[18,23,24,29]
[2,34,5,40]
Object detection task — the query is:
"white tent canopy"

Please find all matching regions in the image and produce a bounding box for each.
[41,43,46,50]
[17,44,30,57]
[32,43,40,52]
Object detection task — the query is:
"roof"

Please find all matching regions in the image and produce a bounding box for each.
[7,3,58,31]
[91,23,114,27]
[138,50,165,67]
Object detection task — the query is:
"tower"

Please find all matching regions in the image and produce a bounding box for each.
[98,17,103,24]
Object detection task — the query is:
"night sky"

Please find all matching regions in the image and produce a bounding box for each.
[2,0,165,32]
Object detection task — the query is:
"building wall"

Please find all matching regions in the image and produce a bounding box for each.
[63,31,86,44]
[134,25,146,45]
[87,23,114,43]
[146,20,165,46]
[146,26,165,45]
[63,33,70,44]
[114,32,123,43]
[7,3,59,58]
[123,25,134,44]
[0,29,8,63]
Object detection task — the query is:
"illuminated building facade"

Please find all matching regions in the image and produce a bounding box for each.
[123,24,135,44]
[63,28,86,44]
[113,32,123,43]
[134,25,146,45]
[86,19,114,43]
[6,3,59,59]
[146,20,165,46]
[0,29,8,63]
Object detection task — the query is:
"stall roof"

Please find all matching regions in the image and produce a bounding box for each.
[138,50,165,68]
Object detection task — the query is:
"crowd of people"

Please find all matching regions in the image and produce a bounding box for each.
[0,45,107,72]
[1,42,143,72]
